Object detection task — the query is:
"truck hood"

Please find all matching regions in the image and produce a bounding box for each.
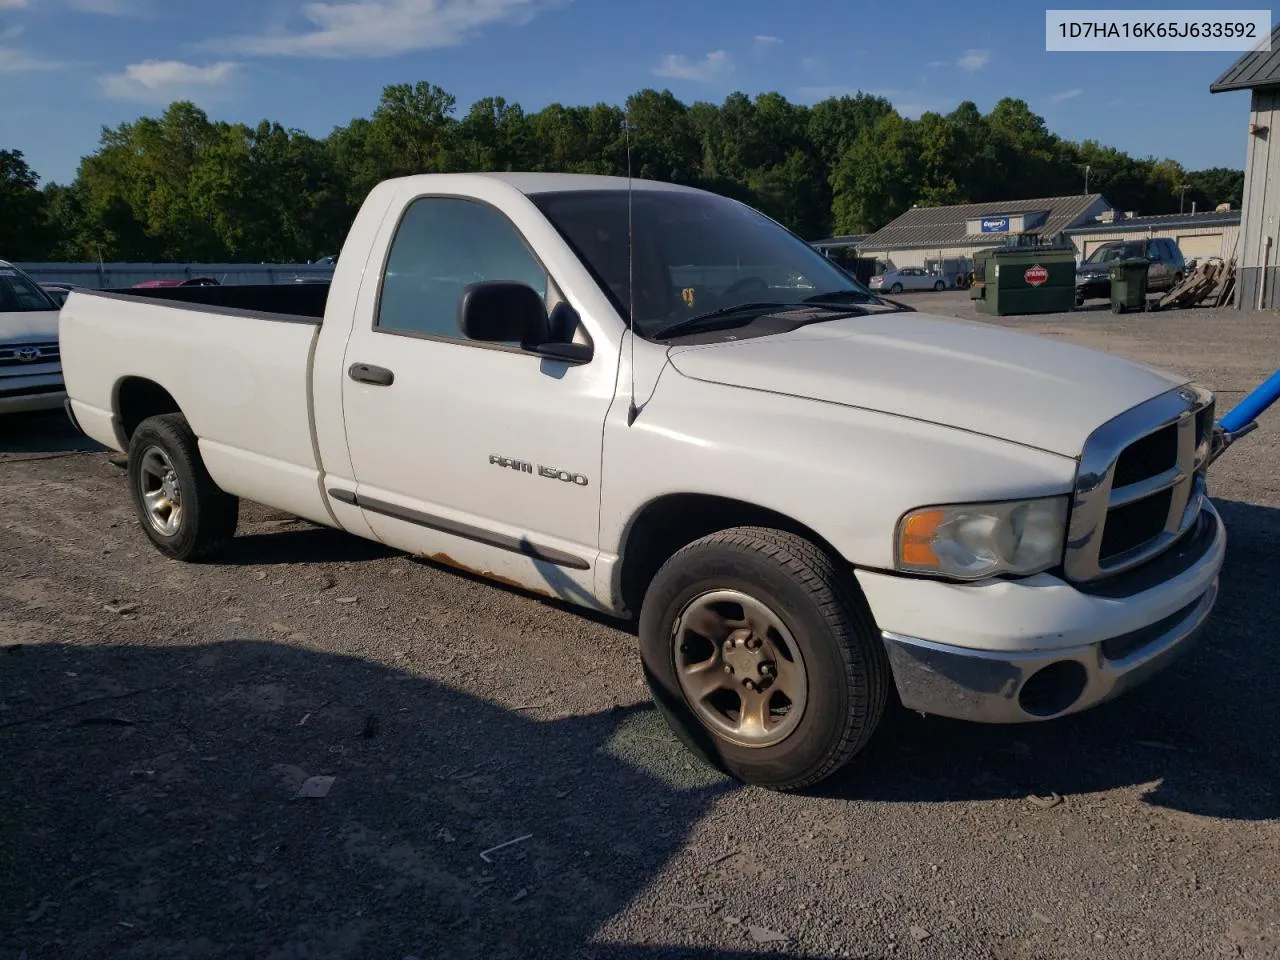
[0,309,60,343]
[665,312,1187,458]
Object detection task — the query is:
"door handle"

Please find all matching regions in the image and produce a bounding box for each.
[348,363,394,386]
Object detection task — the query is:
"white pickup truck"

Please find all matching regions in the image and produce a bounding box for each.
[60,173,1225,790]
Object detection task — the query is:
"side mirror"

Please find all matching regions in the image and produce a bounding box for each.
[457,280,593,364]
[458,281,549,344]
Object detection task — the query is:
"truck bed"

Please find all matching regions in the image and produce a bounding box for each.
[108,282,330,321]
[60,285,333,527]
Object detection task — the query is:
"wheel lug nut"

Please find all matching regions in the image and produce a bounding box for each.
[724,637,734,649]
[744,679,757,691]
[724,664,734,674]
[759,662,774,676]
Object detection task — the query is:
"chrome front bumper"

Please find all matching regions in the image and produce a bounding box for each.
[880,507,1224,724]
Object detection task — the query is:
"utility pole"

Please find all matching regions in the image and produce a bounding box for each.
[1080,163,1091,194]
[1179,182,1191,213]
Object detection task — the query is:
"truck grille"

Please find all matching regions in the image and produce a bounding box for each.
[1064,385,1214,582]
[0,341,60,367]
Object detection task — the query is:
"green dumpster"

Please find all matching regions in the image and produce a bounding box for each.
[971,236,1077,316]
[1108,258,1151,314]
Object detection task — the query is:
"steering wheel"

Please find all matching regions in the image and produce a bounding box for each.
[721,276,770,300]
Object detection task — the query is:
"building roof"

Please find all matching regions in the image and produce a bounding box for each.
[1210,25,1280,93]
[857,194,1107,250]
[1067,209,1241,234]
[810,235,867,248]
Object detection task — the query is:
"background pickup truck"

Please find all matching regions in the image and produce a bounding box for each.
[60,172,1226,791]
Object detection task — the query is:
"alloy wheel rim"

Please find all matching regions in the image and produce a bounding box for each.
[138,446,183,537]
[671,589,808,748]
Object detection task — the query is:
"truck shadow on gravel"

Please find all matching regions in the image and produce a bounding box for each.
[0,638,838,960]
[819,497,1280,822]
[0,411,103,456]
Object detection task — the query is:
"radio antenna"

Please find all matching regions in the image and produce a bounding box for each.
[622,115,638,427]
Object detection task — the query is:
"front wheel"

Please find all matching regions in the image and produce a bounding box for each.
[639,527,889,791]
[933,280,945,291]
[127,413,239,561]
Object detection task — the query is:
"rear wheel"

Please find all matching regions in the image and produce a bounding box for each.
[127,413,238,561]
[639,527,889,791]
[890,283,903,294]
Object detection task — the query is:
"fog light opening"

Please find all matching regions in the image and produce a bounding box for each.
[1018,661,1088,718]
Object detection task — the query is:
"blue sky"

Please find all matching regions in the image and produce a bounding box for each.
[0,0,1262,186]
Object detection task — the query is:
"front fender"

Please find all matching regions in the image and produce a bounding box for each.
[599,372,1079,572]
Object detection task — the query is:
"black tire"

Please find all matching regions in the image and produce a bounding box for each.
[638,526,889,792]
[1111,301,1125,315]
[127,412,238,561]
[933,280,945,291]
[890,283,903,294]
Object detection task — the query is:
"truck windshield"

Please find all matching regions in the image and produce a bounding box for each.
[530,189,879,338]
[0,266,58,313]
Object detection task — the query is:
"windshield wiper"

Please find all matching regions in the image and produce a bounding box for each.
[653,301,856,340]
[802,290,878,305]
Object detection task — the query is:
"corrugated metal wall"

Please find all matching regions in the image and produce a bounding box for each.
[1073,226,1240,261]
[1236,88,1280,309]
[14,262,335,288]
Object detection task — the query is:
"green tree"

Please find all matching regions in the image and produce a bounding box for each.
[0,149,51,260]
[369,82,458,177]
[13,82,1246,261]
[806,94,893,168]
[831,112,919,233]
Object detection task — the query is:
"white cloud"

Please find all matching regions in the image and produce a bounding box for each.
[1050,87,1083,102]
[0,28,67,72]
[753,34,780,45]
[210,0,552,59]
[957,48,990,71]
[99,59,239,102]
[926,59,948,68]
[652,49,732,82]
[800,54,824,75]
[0,48,65,71]
[71,0,148,13]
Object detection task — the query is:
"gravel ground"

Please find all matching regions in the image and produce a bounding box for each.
[1,298,1278,960]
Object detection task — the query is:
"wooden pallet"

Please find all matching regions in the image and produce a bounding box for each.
[1156,258,1236,310]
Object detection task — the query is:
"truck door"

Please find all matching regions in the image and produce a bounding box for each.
[337,192,616,606]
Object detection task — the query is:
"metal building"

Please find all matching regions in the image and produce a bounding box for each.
[1210,23,1280,309]
[855,194,1112,269]
[1065,210,1241,263]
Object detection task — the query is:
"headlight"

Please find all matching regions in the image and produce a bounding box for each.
[896,497,1069,580]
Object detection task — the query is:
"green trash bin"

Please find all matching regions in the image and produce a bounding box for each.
[1108,258,1151,314]
[972,244,1077,316]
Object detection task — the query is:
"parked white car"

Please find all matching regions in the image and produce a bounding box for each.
[1,260,65,415]
[60,173,1225,791]
[869,266,948,293]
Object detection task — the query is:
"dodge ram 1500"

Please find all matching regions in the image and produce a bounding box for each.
[60,173,1226,790]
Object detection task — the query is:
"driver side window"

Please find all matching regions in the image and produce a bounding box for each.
[377,196,549,340]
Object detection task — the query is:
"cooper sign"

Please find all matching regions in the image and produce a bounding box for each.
[979,217,1010,233]
[1024,264,1049,287]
